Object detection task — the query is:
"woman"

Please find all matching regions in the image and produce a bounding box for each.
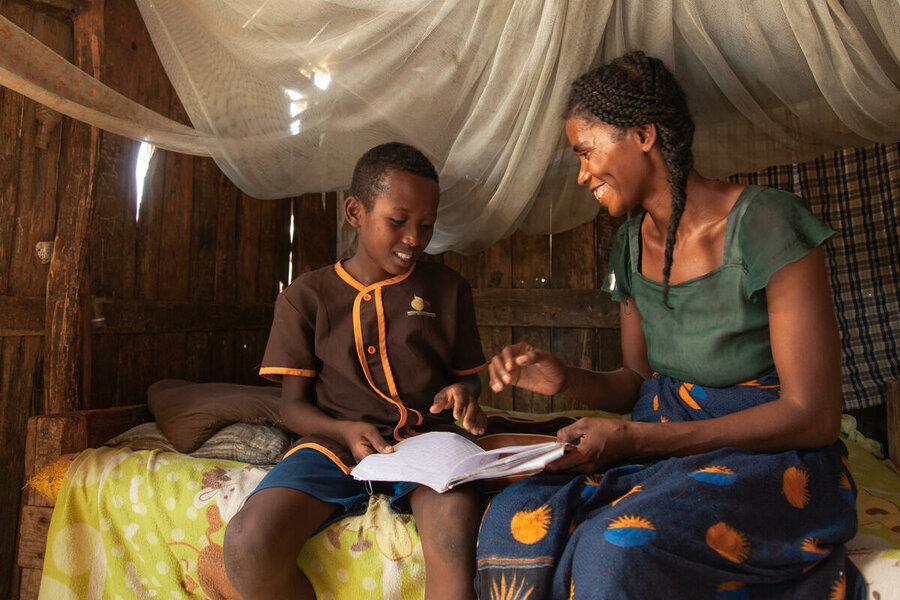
[475,51,864,599]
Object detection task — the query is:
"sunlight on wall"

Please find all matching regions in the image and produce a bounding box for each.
[281,206,295,292]
[134,142,156,221]
[287,209,295,285]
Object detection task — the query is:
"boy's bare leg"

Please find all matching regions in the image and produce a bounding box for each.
[410,484,482,600]
[224,487,336,600]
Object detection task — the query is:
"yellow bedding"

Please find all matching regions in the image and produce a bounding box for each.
[37,415,900,600]
[38,447,426,600]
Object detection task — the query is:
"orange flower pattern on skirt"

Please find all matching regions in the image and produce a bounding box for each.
[475,372,866,600]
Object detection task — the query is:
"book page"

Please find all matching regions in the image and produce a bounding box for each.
[447,442,566,486]
[448,442,562,479]
[350,432,484,491]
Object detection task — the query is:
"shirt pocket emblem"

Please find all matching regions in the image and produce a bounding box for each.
[407,295,436,317]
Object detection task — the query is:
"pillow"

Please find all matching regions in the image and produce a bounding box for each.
[148,379,284,453]
[26,454,78,503]
[105,422,176,452]
[190,422,290,464]
[105,421,290,464]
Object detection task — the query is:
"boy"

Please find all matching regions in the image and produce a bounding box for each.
[224,143,487,600]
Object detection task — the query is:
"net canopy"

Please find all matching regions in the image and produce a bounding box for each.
[1,0,898,253]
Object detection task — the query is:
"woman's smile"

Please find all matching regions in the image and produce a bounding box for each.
[592,182,610,202]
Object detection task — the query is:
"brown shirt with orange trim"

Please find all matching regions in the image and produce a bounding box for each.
[259,260,486,470]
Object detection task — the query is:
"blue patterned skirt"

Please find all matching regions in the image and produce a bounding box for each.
[474,372,865,599]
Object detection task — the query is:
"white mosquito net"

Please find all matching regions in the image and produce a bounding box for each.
[1,0,898,253]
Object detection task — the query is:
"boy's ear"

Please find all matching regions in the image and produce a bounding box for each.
[344,196,364,227]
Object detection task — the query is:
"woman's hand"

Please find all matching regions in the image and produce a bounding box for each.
[545,417,634,473]
[431,383,487,435]
[488,343,567,395]
[341,421,394,463]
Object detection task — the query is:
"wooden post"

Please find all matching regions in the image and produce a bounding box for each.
[44,0,103,413]
[887,380,900,472]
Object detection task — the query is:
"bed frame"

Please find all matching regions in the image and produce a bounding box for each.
[15,404,151,600]
[13,383,900,600]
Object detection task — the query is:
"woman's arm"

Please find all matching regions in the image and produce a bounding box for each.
[488,300,650,414]
[553,246,843,471]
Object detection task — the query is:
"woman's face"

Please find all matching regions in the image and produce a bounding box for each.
[565,117,650,217]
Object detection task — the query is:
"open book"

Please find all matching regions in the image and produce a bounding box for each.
[350,431,569,493]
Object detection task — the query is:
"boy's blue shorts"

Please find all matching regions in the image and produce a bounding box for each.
[248,447,419,531]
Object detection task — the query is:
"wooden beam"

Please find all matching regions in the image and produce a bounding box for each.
[20,0,88,18]
[472,288,619,329]
[3,289,622,336]
[15,507,52,570]
[2,296,274,335]
[17,567,42,600]
[95,300,273,333]
[75,403,152,446]
[43,0,102,413]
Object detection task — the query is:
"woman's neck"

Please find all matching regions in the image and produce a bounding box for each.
[641,172,745,251]
[641,171,731,239]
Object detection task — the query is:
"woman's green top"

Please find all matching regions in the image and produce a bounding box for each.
[601,186,834,388]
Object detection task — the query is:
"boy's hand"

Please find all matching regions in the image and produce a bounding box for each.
[431,383,487,435]
[341,421,394,463]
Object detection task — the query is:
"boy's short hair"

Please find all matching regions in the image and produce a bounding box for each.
[349,142,439,210]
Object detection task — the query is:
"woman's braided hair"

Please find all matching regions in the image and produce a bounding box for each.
[567,51,695,307]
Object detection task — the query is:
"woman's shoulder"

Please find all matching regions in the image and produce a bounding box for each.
[732,186,834,299]
[734,186,811,221]
[734,186,830,240]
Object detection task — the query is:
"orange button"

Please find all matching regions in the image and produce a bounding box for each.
[367,345,376,355]
[363,293,372,301]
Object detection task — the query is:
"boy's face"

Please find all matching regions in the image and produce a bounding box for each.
[345,170,439,285]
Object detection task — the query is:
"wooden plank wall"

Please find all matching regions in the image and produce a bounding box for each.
[84,0,292,409]
[87,154,291,405]
[0,1,291,596]
[0,3,71,597]
[440,217,624,413]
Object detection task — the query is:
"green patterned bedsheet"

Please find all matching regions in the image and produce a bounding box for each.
[38,415,900,600]
[39,447,426,600]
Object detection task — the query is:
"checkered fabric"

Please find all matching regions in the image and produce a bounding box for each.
[730,143,900,409]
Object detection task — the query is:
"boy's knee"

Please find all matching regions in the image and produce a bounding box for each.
[416,489,481,556]
[224,509,274,579]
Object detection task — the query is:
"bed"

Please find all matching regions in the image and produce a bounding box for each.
[15,380,900,600]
